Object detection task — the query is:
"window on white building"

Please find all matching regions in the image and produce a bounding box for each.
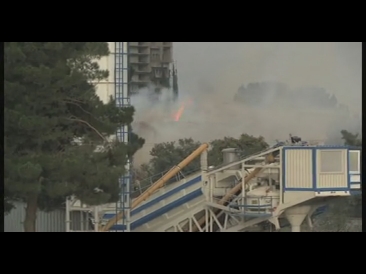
[319,150,344,173]
[349,150,360,174]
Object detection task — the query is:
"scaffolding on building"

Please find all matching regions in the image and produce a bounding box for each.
[114,42,131,232]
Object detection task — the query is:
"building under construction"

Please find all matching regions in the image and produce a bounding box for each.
[129,42,176,96]
[95,42,178,104]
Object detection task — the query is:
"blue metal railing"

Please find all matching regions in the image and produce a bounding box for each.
[228,195,279,216]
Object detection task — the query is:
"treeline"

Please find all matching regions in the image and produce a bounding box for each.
[133,130,361,187]
[234,81,361,144]
[132,134,268,190]
[235,82,343,110]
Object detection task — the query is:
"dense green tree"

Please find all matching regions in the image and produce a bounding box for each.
[235,82,289,106]
[148,138,202,175]
[4,42,144,232]
[235,81,361,146]
[135,134,268,190]
[208,134,268,166]
[234,81,340,109]
[341,130,362,147]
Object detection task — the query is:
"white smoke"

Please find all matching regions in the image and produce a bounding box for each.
[131,43,362,166]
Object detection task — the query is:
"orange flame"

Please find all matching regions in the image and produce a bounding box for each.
[174,103,185,121]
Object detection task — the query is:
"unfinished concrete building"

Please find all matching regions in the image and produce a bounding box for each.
[128,42,174,94]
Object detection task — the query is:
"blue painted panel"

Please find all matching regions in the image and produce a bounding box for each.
[347,148,351,189]
[314,188,350,192]
[111,188,203,231]
[132,176,201,215]
[284,188,315,192]
[282,146,313,150]
[103,175,201,219]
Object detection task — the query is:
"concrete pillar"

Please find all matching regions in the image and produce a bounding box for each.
[291,224,301,232]
[200,150,208,171]
[200,150,208,186]
[285,205,311,232]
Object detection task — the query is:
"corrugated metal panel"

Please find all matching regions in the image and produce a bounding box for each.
[4,202,91,232]
[69,211,92,231]
[317,174,347,189]
[4,202,65,232]
[36,209,65,232]
[316,149,348,189]
[285,149,313,189]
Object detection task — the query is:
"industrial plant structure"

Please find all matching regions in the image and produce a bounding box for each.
[66,139,361,232]
[64,42,362,232]
[4,42,361,232]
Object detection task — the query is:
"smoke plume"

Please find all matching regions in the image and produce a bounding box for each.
[132,42,362,166]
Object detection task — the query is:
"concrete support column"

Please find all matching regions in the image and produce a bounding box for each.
[285,205,311,232]
[200,150,208,172]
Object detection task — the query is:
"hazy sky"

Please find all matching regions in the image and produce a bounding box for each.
[174,42,361,110]
[133,42,361,165]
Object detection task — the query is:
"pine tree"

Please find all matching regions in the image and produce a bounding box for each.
[4,42,144,232]
[340,130,362,147]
